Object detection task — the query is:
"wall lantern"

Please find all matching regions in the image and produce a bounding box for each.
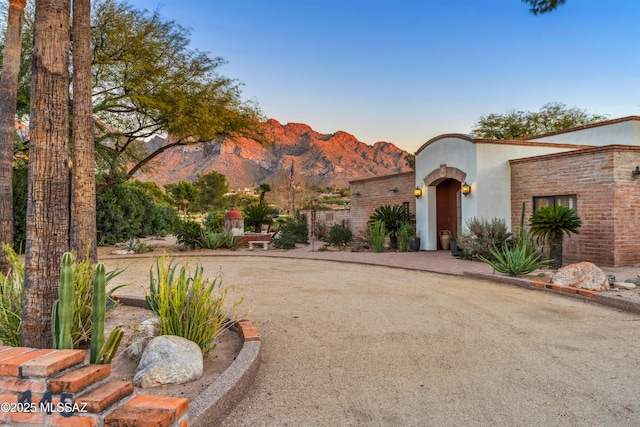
[633,166,640,176]
[461,182,471,197]
[413,187,422,198]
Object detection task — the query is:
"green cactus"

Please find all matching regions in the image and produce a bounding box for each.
[90,263,106,363]
[56,252,75,349]
[96,328,124,364]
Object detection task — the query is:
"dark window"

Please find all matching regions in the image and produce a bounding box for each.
[532,194,577,212]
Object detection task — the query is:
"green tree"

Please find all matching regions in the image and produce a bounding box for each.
[194,171,228,212]
[258,183,271,206]
[529,205,581,269]
[404,153,415,170]
[165,181,197,214]
[522,0,565,15]
[471,102,607,139]
[89,0,263,191]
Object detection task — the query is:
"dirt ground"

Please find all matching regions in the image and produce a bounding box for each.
[99,239,640,426]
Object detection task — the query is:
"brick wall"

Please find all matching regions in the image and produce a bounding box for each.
[510,145,640,266]
[300,209,351,239]
[349,172,416,238]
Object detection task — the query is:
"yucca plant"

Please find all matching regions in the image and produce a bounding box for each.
[174,220,203,249]
[147,255,246,354]
[368,204,412,249]
[529,205,582,269]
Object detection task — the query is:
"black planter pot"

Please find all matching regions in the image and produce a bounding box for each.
[450,240,459,254]
[408,237,421,252]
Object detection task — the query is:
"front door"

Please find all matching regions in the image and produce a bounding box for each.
[436,178,460,250]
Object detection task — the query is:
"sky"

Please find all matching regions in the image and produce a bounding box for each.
[129,0,640,153]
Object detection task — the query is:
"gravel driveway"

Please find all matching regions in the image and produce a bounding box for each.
[105,255,640,427]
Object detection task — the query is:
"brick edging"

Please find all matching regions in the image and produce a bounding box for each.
[463,272,640,316]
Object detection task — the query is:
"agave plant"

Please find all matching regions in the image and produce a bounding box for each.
[368,204,411,249]
[529,205,581,269]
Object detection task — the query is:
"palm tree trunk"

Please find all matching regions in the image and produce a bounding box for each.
[21,0,70,348]
[549,237,563,270]
[0,0,27,272]
[71,0,97,263]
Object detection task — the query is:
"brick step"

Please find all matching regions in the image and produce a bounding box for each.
[49,364,112,394]
[105,394,189,427]
[77,380,134,413]
[0,347,85,378]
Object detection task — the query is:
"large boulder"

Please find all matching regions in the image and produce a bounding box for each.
[551,262,610,291]
[134,335,203,388]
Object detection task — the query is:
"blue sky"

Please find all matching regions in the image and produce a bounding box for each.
[130,0,639,153]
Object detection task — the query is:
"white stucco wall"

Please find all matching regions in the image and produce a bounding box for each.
[475,143,572,229]
[415,136,576,250]
[415,137,477,250]
[528,120,640,146]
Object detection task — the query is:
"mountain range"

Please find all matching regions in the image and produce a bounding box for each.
[138,119,411,188]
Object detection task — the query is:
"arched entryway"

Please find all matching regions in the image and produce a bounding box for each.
[422,164,467,250]
[435,178,461,250]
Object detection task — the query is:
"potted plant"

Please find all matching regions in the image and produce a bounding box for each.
[409,231,421,252]
[449,229,459,254]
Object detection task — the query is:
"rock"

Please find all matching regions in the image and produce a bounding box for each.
[551,262,610,291]
[112,249,131,255]
[614,282,637,290]
[624,277,640,286]
[134,335,203,388]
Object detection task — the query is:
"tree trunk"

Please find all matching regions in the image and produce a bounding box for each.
[0,0,27,271]
[21,0,70,348]
[549,237,563,270]
[71,0,96,263]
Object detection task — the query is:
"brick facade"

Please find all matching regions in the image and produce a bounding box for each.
[510,145,640,267]
[300,209,351,239]
[349,172,416,238]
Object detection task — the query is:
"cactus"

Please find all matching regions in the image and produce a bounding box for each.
[90,263,106,363]
[96,328,124,364]
[56,252,75,349]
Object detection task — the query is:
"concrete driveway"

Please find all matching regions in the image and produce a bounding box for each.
[106,255,640,426]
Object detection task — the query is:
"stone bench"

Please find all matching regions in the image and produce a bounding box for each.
[248,241,269,250]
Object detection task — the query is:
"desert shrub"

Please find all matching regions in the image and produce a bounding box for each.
[327,221,353,246]
[147,256,245,354]
[368,204,411,249]
[96,183,178,244]
[203,211,226,233]
[174,220,203,249]
[0,247,124,347]
[369,221,387,252]
[457,217,511,261]
[0,245,23,346]
[272,233,297,249]
[277,220,309,244]
[398,223,413,252]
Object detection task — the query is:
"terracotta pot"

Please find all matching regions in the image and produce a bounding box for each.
[439,230,451,250]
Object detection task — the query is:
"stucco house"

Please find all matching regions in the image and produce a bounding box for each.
[413,116,640,267]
